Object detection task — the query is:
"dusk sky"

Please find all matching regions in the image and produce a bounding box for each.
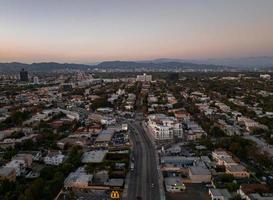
[1,0,273,63]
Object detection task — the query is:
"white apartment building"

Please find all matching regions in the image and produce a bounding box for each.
[136,73,152,82]
[100,117,116,125]
[147,114,183,140]
[260,74,271,80]
[5,160,26,176]
[44,151,65,166]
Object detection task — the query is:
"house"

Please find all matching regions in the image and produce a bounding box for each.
[209,188,232,200]
[224,125,241,136]
[215,102,231,113]
[0,167,16,181]
[237,117,266,132]
[0,129,16,140]
[184,120,206,140]
[226,164,250,179]
[58,109,80,120]
[44,151,65,165]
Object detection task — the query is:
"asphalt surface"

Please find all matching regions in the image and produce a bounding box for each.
[127,120,160,200]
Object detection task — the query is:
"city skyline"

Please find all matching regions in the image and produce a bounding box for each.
[1,0,273,63]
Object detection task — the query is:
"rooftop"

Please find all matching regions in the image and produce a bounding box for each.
[189,166,211,175]
[209,188,232,198]
[81,150,108,163]
[164,177,183,186]
[95,129,115,142]
[64,167,93,188]
[226,164,246,172]
[0,167,15,176]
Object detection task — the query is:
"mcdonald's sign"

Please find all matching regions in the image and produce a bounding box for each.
[110,190,120,199]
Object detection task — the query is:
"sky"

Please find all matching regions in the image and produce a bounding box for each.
[0,0,273,63]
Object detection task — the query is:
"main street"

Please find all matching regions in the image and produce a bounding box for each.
[126,118,160,200]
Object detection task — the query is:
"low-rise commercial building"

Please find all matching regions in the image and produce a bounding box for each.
[164,177,186,192]
[81,150,108,163]
[209,188,232,200]
[188,166,211,183]
[64,167,93,189]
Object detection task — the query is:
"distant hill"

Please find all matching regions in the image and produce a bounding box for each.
[0,62,91,73]
[0,60,230,73]
[150,56,273,68]
[3,57,273,73]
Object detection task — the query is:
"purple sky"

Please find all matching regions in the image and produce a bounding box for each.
[1,0,273,63]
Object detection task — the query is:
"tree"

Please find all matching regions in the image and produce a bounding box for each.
[3,147,18,160]
[210,126,226,137]
[40,166,55,180]
[67,145,83,168]
[19,178,45,200]
[167,73,179,83]
[219,173,234,183]
[90,96,112,110]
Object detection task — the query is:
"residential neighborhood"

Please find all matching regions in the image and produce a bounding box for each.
[0,69,273,200]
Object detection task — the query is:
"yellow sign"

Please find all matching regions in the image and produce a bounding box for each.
[110,190,120,199]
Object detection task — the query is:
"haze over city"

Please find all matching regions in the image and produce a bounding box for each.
[1,0,273,63]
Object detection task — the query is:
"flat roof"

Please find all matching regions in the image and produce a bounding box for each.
[64,167,93,188]
[96,130,114,142]
[81,150,108,163]
[161,156,196,163]
[226,164,246,172]
[190,166,211,175]
[164,177,183,186]
[105,178,124,187]
[0,167,15,176]
[209,188,232,198]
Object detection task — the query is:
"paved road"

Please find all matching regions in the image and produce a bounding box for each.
[127,120,160,200]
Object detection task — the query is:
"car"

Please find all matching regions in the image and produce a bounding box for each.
[151,183,154,188]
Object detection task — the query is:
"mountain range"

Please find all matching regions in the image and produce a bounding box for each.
[150,56,273,68]
[0,56,273,73]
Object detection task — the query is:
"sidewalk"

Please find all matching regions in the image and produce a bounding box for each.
[122,126,134,200]
[122,173,130,200]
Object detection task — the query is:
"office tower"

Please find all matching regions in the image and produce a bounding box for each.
[20,68,29,82]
